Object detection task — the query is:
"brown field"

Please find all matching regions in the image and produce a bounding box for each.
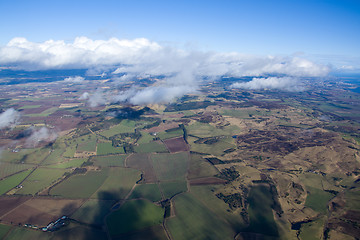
[0,196,31,217]
[127,153,157,183]
[164,137,189,153]
[189,177,227,185]
[1,197,84,226]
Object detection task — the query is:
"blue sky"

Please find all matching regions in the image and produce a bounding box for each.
[0,0,359,65]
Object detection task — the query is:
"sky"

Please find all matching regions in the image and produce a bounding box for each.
[0,0,359,56]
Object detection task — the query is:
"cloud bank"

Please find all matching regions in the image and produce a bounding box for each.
[231,77,305,91]
[0,108,21,129]
[64,76,85,83]
[0,37,331,103]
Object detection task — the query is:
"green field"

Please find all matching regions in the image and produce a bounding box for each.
[305,186,334,214]
[188,136,237,156]
[0,169,32,195]
[187,122,240,137]
[47,158,87,168]
[71,199,115,225]
[0,224,11,239]
[25,107,58,117]
[160,181,187,199]
[129,184,162,202]
[41,148,65,165]
[134,141,168,153]
[63,144,76,158]
[136,132,155,144]
[188,154,218,179]
[151,152,188,181]
[97,142,125,155]
[94,167,141,200]
[298,217,325,240]
[0,163,33,179]
[22,148,50,164]
[166,192,235,240]
[17,168,66,195]
[0,149,38,163]
[19,105,41,109]
[92,155,127,167]
[245,185,279,237]
[77,135,97,152]
[106,199,164,236]
[50,169,108,198]
[157,128,183,140]
[116,225,168,240]
[99,120,137,138]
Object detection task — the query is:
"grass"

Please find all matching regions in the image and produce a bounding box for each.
[4,227,48,240]
[22,148,50,164]
[136,132,155,144]
[50,169,108,198]
[92,155,127,167]
[345,190,360,210]
[129,184,162,202]
[71,199,115,225]
[159,181,187,199]
[47,158,87,168]
[0,224,11,239]
[151,152,188,181]
[77,135,97,152]
[17,168,66,195]
[117,225,168,240]
[0,149,38,163]
[41,148,65,165]
[19,105,41,109]
[305,186,334,214]
[298,217,325,240]
[25,107,58,117]
[166,192,235,240]
[190,185,245,232]
[188,136,237,156]
[0,163,34,179]
[97,142,125,155]
[134,141,168,153]
[188,154,218,179]
[187,122,240,138]
[63,144,76,158]
[156,128,184,140]
[0,169,32,195]
[94,167,141,200]
[99,120,137,138]
[245,185,279,237]
[106,199,164,236]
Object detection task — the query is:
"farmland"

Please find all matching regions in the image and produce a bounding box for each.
[0,71,360,240]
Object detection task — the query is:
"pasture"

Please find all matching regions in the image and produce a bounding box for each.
[92,155,127,167]
[97,142,125,155]
[129,183,162,202]
[0,169,32,195]
[151,152,188,182]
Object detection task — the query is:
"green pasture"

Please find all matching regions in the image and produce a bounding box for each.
[0,224,11,239]
[25,107,58,117]
[71,199,115,225]
[106,199,164,236]
[19,105,41,109]
[94,167,141,200]
[188,136,237,156]
[187,122,240,137]
[92,155,127,167]
[298,217,325,240]
[166,192,235,240]
[151,152,188,181]
[50,169,108,198]
[136,132,154,144]
[129,184,162,202]
[188,154,218,179]
[157,128,183,140]
[97,142,125,155]
[0,148,38,163]
[0,169,32,195]
[0,163,33,179]
[17,168,66,195]
[47,158,87,168]
[159,181,187,199]
[99,120,137,138]
[134,141,168,153]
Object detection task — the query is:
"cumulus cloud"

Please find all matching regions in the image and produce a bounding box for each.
[79,92,90,100]
[64,76,85,83]
[25,127,58,147]
[0,108,21,129]
[231,77,305,91]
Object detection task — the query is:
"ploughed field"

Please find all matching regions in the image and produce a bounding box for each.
[0,78,360,240]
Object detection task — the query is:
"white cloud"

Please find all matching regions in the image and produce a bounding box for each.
[64,76,85,83]
[79,92,90,100]
[231,77,304,91]
[88,90,106,107]
[0,108,21,129]
[25,127,58,147]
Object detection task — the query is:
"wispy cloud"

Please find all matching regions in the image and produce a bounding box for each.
[64,76,85,83]
[25,127,57,147]
[0,108,21,129]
